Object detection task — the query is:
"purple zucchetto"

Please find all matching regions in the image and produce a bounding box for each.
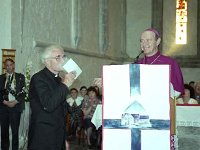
[144,28,160,39]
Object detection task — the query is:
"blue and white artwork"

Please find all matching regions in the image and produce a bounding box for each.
[103,64,170,150]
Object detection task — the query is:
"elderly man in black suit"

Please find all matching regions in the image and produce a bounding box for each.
[0,58,25,150]
[28,45,76,150]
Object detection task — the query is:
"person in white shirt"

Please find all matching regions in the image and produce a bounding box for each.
[66,88,84,138]
[177,84,198,104]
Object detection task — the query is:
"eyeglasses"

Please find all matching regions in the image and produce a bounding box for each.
[46,55,67,61]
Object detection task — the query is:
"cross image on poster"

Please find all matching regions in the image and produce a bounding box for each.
[103,64,171,150]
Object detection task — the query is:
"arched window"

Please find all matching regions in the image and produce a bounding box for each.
[176,0,187,44]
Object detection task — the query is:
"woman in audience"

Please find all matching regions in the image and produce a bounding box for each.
[66,88,84,138]
[82,86,101,148]
[79,86,88,99]
[177,84,198,104]
[94,85,102,101]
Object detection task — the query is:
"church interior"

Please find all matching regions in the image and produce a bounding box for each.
[0,0,200,150]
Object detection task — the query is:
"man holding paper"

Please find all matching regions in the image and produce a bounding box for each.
[28,45,76,150]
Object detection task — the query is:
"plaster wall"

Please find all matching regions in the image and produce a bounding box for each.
[10,0,124,88]
[181,68,200,83]
[0,0,12,73]
[1,0,200,88]
[126,0,152,58]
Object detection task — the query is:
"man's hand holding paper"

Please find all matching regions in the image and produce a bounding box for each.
[62,58,82,79]
[62,71,76,87]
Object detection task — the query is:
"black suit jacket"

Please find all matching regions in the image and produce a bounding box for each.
[28,67,69,150]
[0,72,25,112]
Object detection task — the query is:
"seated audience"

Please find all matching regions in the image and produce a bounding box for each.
[66,88,84,138]
[82,86,101,149]
[177,84,198,104]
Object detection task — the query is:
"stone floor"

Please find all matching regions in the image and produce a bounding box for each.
[20,137,100,150]
[17,126,200,150]
[68,140,100,150]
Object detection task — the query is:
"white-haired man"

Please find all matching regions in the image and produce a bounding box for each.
[28,45,76,150]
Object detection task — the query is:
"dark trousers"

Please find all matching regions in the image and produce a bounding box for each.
[0,108,21,150]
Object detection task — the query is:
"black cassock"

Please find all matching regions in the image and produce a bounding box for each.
[28,67,69,150]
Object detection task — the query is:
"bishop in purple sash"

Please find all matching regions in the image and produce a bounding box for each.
[137,28,184,98]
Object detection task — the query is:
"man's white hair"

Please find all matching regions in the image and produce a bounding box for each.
[41,45,64,64]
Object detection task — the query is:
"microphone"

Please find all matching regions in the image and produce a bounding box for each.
[134,50,144,63]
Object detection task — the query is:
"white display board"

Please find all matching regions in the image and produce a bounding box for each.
[103,64,170,150]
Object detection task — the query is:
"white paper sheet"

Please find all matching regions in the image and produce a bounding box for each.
[62,58,82,79]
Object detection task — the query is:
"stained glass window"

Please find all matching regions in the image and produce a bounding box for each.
[176,0,187,44]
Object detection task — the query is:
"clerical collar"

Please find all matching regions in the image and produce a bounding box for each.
[44,67,59,78]
[144,51,161,64]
